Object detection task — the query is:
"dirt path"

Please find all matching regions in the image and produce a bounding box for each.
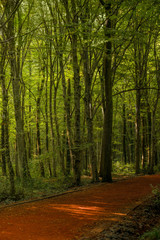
[0,174,160,240]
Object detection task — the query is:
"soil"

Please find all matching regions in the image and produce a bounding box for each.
[84,193,160,240]
[0,174,160,240]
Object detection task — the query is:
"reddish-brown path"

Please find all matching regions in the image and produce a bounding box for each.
[0,175,160,240]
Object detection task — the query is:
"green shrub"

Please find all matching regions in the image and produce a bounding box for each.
[140,227,160,240]
[112,161,135,175]
[150,184,160,209]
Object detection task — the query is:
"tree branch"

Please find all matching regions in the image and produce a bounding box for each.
[113,87,159,97]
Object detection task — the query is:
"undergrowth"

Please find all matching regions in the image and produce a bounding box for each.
[139,185,160,240]
[0,174,75,205]
[140,227,160,240]
[0,161,154,205]
[112,161,135,175]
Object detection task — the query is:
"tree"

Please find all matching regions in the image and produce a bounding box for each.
[4,0,30,183]
[100,0,113,182]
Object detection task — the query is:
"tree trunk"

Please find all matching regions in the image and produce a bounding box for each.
[100,1,113,182]
[6,1,28,182]
[62,0,81,185]
[123,103,127,164]
[135,89,141,174]
[141,115,147,170]
[147,110,152,172]
[36,68,45,177]
[45,65,52,177]
[53,82,65,174]
[66,79,73,175]
[59,53,73,175]
[81,2,98,182]
[4,93,15,195]
[0,59,15,194]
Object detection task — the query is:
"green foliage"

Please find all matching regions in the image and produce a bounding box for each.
[140,227,160,240]
[112,161,135,175]
[153,164,160,173]
[150,184,160,209]
[20,173,74,200]
[139,185,160,240]
[0,177,24,204]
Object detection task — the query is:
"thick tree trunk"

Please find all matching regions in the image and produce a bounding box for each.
[100,2,113,182]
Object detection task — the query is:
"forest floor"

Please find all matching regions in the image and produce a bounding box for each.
[0,174,160,240]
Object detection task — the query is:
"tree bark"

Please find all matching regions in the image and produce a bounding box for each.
[36,67,45,177]
[81,2,99,182]
[123,103,127,164]
[135,89,141,174]
[6,0,28,182]
[49,57,57,177]
[100,1,113,182]
[0,50,15,194]
[62,0,81,185]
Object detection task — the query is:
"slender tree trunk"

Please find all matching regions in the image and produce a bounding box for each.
[28,54,32,160]
[148,110,152,171]
[1,65,15,194]
[66,79,73,175]
[0,67,15,194]
[62,0,81,185]
[1,68,7,176]
[83,64,98,181]
[135,89,141,174]
[45,65,52,177]
[0,47,7,177]
[6,1,28,182]
[59,53,73,175]
[49,54,57,177]
[72,41,81,184]
[53,82,65,174]
[4,95,15,195]
[36,68,45,177]
[81,3,98,182]
[123,103,127,164]
[141,115,147,170]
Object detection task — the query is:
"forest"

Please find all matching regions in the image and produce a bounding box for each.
[0,0,160,198]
